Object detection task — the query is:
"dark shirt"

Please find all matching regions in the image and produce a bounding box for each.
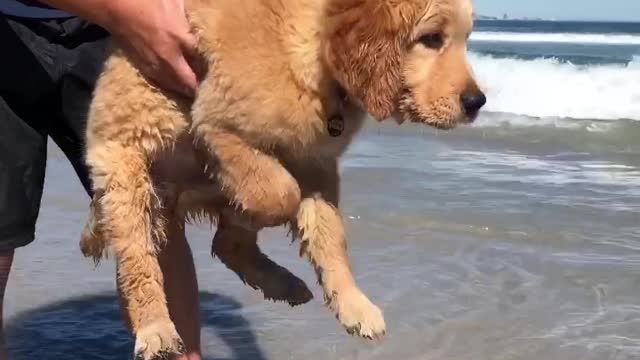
[0,0,72,18]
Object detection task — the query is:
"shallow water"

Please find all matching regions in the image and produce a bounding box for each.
[5,116,640,360]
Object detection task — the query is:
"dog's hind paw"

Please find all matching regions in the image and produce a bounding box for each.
[332,287,386,340]
[133,321,185,360]
[79,195,109,265]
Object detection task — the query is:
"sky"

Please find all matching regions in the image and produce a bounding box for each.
[474,0,640,22]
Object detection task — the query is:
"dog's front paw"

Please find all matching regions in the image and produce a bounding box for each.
[134,321,185,360]
[331,287,386,340]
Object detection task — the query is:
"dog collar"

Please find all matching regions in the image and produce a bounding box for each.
[327,85,347,137]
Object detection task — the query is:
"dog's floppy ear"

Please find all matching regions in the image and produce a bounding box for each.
[324,0,417,121]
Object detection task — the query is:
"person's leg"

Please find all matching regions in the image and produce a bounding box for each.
[0,14,57,357]
[0,99,48,359]
[0,97,48,360]
[0,251,14,360]
[158,219,201,360]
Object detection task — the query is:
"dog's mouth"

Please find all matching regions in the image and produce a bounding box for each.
[464,109,480,123]
[396,91,474,130]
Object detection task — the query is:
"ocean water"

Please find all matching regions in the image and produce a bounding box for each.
[5,20,640,360]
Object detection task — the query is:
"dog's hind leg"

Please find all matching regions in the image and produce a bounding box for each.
[158,216,201,359]
[211,219,313,306]
[293,160,386,340]
[91,145,184,360]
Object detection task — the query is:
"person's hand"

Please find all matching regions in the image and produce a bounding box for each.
[104,0,199,96]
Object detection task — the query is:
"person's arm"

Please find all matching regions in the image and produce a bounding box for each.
[39,0,199,97]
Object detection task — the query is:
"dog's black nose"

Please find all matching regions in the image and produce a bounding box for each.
[460,91,486,114]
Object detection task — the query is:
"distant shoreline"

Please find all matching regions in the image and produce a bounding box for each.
[474,14,547,21]
[474,15,640,24]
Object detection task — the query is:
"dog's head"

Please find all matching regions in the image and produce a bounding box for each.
[324,0,484,129]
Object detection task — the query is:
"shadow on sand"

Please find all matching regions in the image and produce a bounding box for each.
[6,291,268,360]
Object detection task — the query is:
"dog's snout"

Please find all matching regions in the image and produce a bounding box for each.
[460,90,486,114]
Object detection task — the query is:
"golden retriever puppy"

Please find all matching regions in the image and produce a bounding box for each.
[80,0,485,358]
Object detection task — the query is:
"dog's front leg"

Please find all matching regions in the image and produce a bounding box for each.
[91,145,184,360]
[193,127,301,228]
[292,160,386,340]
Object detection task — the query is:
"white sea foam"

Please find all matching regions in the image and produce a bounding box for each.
[470,53,640,121]
[471,31,640,45]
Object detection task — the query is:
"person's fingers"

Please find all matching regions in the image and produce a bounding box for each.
[134,57,188,97]
[179,32,205,81]
[129,41,196,97]
[172,54,198,96]
[116,36,167,90]
[179,31,198,58]
[176,0,200,79]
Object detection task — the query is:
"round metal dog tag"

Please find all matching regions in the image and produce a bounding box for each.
[328,115,344,137]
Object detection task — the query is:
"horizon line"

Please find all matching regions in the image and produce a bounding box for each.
[475,14,640,23]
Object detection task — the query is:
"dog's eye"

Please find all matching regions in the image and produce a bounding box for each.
[418,33,444,49]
